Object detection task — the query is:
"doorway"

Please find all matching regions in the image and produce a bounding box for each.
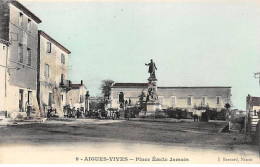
[19,89,24,112]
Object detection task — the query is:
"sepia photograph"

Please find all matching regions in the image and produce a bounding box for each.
[0,0,260,164]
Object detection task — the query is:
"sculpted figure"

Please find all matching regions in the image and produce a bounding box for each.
[145,59,157,78]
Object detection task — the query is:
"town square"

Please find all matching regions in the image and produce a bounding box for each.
[0,0,260,164]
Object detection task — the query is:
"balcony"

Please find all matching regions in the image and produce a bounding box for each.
[59,79,70,89]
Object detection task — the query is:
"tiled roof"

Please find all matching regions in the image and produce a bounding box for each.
[70,84,83,89]
[11,1,42,23]
[112,83,231,89]
[39,30,71,54]
[158,86,231,89]
[113,83,148,87]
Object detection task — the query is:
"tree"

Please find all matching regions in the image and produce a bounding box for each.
[224,103,231,122]
[100,80,114,99]
[224,103,231,113]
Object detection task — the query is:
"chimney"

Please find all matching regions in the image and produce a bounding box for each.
[69,80,72,86]
[81,80,83,85]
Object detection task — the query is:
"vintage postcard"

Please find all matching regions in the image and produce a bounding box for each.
[0,0,260,164]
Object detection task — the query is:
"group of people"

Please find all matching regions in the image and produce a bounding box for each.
[46,107,58,120]
[63,106,83,118]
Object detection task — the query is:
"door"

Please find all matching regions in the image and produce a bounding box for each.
[48,93,52,107]
[19,89,24,112]
[28,91,32,106]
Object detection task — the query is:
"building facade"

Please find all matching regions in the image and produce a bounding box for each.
[111,83,232,112]
[0,39,9,112]
[246,95,260,133]
[0,0,42,117]
[67,80,87,113]
[37,30,70,116]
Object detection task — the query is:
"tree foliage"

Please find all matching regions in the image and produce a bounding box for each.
[100,80,114,99]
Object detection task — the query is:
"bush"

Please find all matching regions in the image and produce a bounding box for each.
[201,112,209,122]
[165,107,189,119]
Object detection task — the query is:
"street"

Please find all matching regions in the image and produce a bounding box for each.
[0,119,259,163]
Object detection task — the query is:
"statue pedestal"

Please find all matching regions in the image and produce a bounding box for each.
[146,102,161,116]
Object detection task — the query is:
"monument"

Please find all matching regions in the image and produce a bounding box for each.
[144,59,161,117]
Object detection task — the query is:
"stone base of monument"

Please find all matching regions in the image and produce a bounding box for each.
[137,102,161,118]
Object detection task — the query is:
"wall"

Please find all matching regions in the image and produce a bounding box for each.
[111,86,231,111]
[0,2,40,116]
[8,3,38,89]
[111,87,147,109]
[67,86,87,111]
[0,0,10,41]
[0,42,7,111]
[38,33,69,116]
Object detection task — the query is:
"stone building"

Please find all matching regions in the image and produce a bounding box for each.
[111,83,232,112]
[0,39,10,112]
[246,95,260,134]
[0,0,42,117]
[37,30,71,116]
[67,80,87,113]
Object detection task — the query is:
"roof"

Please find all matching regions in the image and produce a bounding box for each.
[158,86,232,89]
[112,83,231,89]
[39,30,71,54]
[113,83,148,87]
[248,96,260,107]
[70,84,83,89]
[10,1,42,24]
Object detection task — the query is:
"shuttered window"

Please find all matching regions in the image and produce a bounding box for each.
[45,64,50,78]
[61,54,65,64]
[18,43,23,63]
[27,48,31,66]
[47,42,51,53]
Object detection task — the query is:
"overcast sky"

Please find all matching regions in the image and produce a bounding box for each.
[21,0,260,110]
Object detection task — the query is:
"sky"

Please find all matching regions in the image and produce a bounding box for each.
[20,0,260,110]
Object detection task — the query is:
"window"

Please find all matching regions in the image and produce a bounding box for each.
[18,43,23,63]
[60,74,64,85]
[61,54,65,64]
[216,96,221,105]
[118,92,124,103]
[170,96,176,106]
[80,95,84,103]
[19,13,23,27]
[61,95,63,102]
[201,96,207,106]
[158,96,164,105]
[47,42,52,53]
[45,64,50,78]
[27,48,31,66]
[27,19,32,32]
[187,96,192,106]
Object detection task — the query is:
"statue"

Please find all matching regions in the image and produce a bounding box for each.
[145,59,157,78]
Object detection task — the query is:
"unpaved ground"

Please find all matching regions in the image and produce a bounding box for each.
[0,119,259,164]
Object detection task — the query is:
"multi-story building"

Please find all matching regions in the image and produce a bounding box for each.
[37,30,71,116]
[0,0,42,118]
[246,94,260,134]
[0,39,9,112]
[67,80,87,113]
[111,83,232,112]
